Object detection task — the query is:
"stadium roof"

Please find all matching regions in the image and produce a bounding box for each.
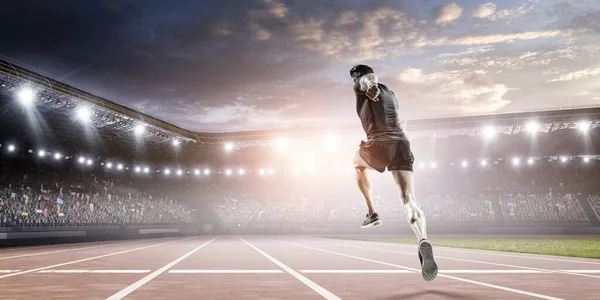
[1,57,599,148]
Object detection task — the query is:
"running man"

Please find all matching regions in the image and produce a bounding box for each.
[350,64,438,281]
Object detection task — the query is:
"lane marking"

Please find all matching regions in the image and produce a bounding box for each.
[0,270,20,273]
[0,237,195,280]
[0,240,139,261]
[563,270,600,273]
[344,239,600,265]
[324,241,600,279]
[106,237,217,300]
[441,270,545,274]
[278,240,563,300]
[169,269,284,274]
[301,270,412,274]
[39,270,150,274]
[239,237,341,300]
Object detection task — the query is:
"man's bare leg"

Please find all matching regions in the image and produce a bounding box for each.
[392,170,437,281]
[391,170,426,241]
[353,150,381,228]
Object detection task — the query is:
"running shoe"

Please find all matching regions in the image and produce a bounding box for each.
[418,238,438,281]
[361,212,382,228]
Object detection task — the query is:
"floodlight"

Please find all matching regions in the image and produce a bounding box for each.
[17,88,35,105]
[430,162,437,169]
[76,107,92,122]
[107,162,113,169]
[194,169,200,175]
[513,157,521,166]
[583,156,591,163]
[259,168,266,176]
[560,156,568,163]
[224,142,234,152]
[134,124,146,136]
[177,169,183,176]
[238,169,245,175]
[225,169,232,176]
[527,158,534,165]
[87,159,93,166]
[8,145,15,152]
[38,150,46,157]
[204,168,210,175]
[483,126,495,139]
[481,160,487,166]
[135,166,141,173]
[54,153,61,160]
[268,168,274,175]
[172,139,181,146]
[144,167,150,174]
[117,164,123,170]
[579,121,591,132]
[164,168,171,175]
[526,121,540,133]
[274,138,289,152]
[461,160,468,168]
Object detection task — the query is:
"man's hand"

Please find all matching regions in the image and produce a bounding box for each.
[366,85,380,102]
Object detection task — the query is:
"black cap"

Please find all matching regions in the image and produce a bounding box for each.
[350,64,374,80]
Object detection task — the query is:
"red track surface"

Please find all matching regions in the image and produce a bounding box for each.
[1,236,598,299]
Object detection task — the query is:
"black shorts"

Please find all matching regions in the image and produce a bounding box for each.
[358,140,414,173]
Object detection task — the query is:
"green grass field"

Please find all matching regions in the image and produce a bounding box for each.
[333,236,600,259]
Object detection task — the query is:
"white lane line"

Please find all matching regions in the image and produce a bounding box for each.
[106,237,217,300]
[0,237,194,280]
[302,270,412,274]
[325,241,600,279]
[39,270,150,274]
[0,270,20,273]
[279,240,563,300]
[348,239,600,265]
[441,270,545,274]
[0,240,139,261]
[563,270,600,273]
[239,237,341,300]
[169,269,284,274]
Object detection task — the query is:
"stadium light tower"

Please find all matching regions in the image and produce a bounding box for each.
[17,87,35,106]
[224,142,234,152]
[76,107,92,122]
[8,144,16,152]
[38,150,46,158]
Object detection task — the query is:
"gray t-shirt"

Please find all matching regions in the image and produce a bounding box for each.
[355,82,407,142]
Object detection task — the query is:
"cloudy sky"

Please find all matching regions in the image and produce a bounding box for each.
[1,0,599,132]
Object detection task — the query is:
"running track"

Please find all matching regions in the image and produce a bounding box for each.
[0,236,598,299]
